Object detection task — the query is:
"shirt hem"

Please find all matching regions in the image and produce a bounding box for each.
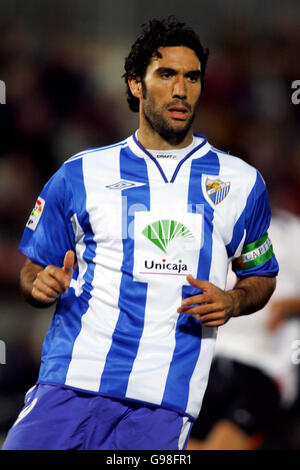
[36,379,196,421]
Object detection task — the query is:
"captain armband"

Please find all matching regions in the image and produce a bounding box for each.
[232,232,274,271]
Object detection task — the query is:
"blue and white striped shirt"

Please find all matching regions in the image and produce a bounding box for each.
[19,133,278,419]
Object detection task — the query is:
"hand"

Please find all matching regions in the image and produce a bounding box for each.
[31,250,75,304]
[177,275,235,327]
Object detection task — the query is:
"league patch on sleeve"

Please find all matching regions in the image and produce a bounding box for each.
[26,196,45,231]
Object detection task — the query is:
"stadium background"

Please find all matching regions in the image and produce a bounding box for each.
[0,0,299,448]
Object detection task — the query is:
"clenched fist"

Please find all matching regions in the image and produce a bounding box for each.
[20,250,76,307]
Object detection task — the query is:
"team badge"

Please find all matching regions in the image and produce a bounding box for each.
[205,178,230,205]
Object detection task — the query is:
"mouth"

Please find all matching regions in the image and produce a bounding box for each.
[167,105,189,121]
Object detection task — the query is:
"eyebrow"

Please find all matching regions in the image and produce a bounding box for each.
[155,67,201,78]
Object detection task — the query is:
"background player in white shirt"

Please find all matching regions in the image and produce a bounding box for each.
[189,209,300,450]
[2,17,278,450]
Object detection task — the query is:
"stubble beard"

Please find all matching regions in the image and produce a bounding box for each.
[141,85,196,143]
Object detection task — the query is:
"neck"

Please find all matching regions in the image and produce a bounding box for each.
[136,118,194,150]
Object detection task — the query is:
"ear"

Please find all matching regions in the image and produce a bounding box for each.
[128,76,143,99]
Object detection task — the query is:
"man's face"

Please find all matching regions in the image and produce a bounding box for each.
[140,46,202,141]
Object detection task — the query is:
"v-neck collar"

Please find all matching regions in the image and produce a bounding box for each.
[130,131,209,183]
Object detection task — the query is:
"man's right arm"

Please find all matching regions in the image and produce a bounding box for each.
[20,250,75,308]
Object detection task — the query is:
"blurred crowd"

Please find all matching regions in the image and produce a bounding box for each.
[0,10,299,448]
[0,22,127,442]
[0,24,124,285]
[195,16,300,215]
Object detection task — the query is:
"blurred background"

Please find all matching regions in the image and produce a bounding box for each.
[0,0,299,449]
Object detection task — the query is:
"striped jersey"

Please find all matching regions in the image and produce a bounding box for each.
[19,132,278,419]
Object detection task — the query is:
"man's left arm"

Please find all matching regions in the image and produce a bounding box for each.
[177,274,276,327]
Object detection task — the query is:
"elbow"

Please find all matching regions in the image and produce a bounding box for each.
[269,275,277,296]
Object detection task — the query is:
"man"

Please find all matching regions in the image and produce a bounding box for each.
[2,18,278,450]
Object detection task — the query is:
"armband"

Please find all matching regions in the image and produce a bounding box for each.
[232,232,273,271]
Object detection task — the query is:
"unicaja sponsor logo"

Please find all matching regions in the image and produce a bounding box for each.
[140,219,193,276]
[143,258,188,275]
[0,340,6,364]
[142,219,194,253]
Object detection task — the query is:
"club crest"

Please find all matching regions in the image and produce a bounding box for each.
[205,178,230,205]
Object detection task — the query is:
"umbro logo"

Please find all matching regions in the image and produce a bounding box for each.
[106,180,146,190]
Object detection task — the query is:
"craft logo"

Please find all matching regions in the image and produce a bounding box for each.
[141,219,193,275]
[0,80,5,104]
[0,340,6,365]
[26,196,45,231]
[291,80,300,105]
[206,178,230,205]
[155,154,177,159]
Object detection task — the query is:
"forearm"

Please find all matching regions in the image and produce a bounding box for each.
[227,275,277,318]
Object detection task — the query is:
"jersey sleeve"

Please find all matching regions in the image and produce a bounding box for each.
[232,171,279,278]
[19,164,76,268]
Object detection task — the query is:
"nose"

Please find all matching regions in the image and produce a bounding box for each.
[172,75,187,99]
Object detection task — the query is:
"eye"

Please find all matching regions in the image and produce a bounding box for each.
[160,71,172,79]
[187,73,200,83]
[157,69,175,80]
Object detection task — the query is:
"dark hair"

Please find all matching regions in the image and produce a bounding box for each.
[123,17,209,112]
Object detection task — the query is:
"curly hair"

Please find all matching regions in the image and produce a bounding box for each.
[123,17,209,112]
